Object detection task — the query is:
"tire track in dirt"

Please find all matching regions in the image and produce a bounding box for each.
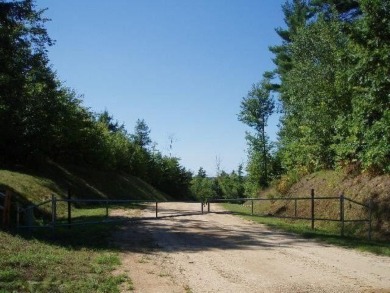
[112,203,390,293]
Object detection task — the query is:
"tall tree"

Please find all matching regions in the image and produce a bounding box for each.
[278,13,350,170]
[342,0,390,172]
[0,0,55,163]
[97,110,125,133]
[238,75,275,187]
[131,119,152,149]
[269,0,311,85]
[270,0,363,172]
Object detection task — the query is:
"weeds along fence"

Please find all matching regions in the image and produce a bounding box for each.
[209,189,373,240]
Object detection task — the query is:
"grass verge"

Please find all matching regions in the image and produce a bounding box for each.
[0,208,130,293]
[222,203,390,257]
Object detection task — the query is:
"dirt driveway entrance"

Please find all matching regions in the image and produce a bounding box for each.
[112,202,390,293]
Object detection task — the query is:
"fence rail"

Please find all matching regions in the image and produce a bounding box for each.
[208,189,372,240]
[15,195,208,232]
[13,189,373,240]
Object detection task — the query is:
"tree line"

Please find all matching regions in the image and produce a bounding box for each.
[239,0,390,194]
[0,0,191,198]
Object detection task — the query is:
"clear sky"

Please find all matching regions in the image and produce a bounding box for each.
[35,0,286,176]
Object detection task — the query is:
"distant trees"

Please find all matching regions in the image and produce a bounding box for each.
[0,0,192,198]
[190,165,245,201]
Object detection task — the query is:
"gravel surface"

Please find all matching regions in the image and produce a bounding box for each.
[112,202,390,293]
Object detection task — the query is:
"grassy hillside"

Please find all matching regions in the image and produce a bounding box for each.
[0,160,169,207]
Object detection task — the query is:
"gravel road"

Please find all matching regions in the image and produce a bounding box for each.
[112,202,390,293]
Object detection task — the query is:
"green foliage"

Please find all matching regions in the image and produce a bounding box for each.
[265,0,390,175]
[190,175,215,202]
[274,166,309,195]
[0,0,55,163]
[190,166,245,201]
[0,1,192,198]
[278,14,348,171]
[238,75,275,190]
[131,118,152,149]
[147,153,192,198]
[343,0,390,172]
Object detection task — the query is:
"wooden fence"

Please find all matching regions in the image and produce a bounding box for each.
[12,189,373,240]
[209,189,373,240]
[15,192,206,232]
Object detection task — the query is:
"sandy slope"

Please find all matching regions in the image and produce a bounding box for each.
[112,202,390,293]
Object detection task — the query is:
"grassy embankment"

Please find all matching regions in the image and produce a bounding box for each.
[223,169,390,256]
[0,161,168,292]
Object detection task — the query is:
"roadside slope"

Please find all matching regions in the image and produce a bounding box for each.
[0,160,169,208]
[264,170,390,240]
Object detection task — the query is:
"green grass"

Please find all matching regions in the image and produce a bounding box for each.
[222,203,390,257]
[0,160,170,292]
[0,160,168,211]
[0,216,128,293]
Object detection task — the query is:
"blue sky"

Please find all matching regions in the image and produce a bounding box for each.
[36,0,286,176]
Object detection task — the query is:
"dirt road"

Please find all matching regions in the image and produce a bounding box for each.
[112,202,390,293]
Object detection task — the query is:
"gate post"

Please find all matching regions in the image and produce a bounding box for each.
[67,189,72,229]
[340,194,345,237]
[51,195,57,236]
[368,198,373,241]
[294,199,297,218]
[251,200,254,215]
[311,189,315,230]
[2,189,12,229]
[16,202,20,232]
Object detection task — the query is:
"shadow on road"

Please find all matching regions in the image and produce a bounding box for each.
[111,203,329,253]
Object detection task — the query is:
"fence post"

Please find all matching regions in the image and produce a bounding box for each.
[251,200,254,215]
[67,190,72,229]
[311,189,315,230]
[155,202,158,218]
[2,189,12,229]
[16,202,20,232]
[294,199,297,218]
[51,195,57,235]
[368,198,373,241]
[340,194,345,237]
